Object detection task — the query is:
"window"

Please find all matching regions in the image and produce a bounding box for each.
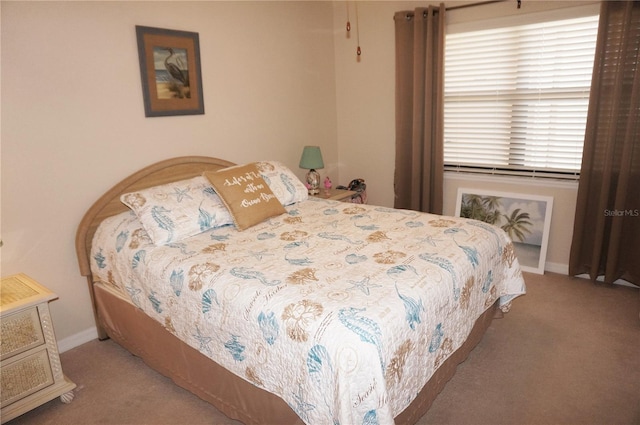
[444,13,599,178]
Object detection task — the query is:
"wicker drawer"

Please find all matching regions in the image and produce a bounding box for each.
[1,348,54,407]
[0,274,75,423]
[0,308,45,360]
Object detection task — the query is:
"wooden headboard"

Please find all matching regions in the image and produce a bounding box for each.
[75,156,235,276]
[75,156,235,337]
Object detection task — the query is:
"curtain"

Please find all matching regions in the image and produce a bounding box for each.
[393,5,445,214]
[569,1,640,286]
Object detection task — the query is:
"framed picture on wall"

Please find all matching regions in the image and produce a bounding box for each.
[136,25,204,117]
[455,188,553,274]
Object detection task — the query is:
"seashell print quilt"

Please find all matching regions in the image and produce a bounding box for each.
[91,198,526,425]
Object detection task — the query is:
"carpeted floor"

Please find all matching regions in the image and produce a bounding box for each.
[7,272,640,425]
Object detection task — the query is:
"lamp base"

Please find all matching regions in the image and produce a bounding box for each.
[306,169,320,195]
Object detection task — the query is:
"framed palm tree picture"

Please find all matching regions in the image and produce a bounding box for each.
[136,26,204,117]
[455,188,553,274]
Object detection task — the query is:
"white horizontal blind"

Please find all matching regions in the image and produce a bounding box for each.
[444,14,599,178]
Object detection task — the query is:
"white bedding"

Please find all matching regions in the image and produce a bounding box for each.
[91,198,525,425]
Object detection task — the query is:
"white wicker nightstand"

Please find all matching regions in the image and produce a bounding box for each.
[0,274,75,423]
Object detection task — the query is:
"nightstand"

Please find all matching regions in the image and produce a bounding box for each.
[1,274,75,423]
[312,188,357,202]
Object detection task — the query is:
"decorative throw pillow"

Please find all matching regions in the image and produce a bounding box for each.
[120,176,234,245]
[203,163,286,231]
[255,161,308,205]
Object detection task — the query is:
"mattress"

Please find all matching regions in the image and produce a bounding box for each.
[90,197,525,425]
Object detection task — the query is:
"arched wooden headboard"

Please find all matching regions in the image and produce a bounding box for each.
[75,156,235,337]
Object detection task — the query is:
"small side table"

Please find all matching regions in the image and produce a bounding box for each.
[312,188,357,202]
[0,273,76,423]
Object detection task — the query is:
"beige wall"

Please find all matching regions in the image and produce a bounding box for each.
[1,1,338,349]
[2,0,597,349]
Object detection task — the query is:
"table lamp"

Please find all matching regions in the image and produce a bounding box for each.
[299,146,324,195]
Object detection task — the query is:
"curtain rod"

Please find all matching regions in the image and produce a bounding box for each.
[445,0,508,12]
[397,0,520,21]
[400,0,517,19]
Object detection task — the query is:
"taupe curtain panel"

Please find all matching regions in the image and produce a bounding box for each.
[569,1,640,286]
[393,5,445,214]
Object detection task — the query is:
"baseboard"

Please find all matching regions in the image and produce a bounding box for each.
[543,262,636,288]
[574,274,637,288]
[544,262,568,275]
[58,326,98,353]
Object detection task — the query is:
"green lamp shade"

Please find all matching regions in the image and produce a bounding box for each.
[299,146,324,170]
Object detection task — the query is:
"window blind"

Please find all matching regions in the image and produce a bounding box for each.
[444,14,599,178]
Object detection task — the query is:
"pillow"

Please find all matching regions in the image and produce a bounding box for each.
[203,163,286,231]
[120,176,234,245]
[255,161,308,205]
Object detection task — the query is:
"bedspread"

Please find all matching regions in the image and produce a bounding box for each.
[91,198,525,425]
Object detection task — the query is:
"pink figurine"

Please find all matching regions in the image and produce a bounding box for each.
[324,177,332,194]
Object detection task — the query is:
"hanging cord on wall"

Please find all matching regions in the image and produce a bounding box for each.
[355,1,361,58]
[345,1,362,60]
[346,1,351,34]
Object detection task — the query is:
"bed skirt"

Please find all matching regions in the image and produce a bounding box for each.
[94,282,498,425]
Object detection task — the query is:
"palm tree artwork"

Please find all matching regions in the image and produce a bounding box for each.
[501,208,533,243]
[460,195,502,225]
[458,190,552,273]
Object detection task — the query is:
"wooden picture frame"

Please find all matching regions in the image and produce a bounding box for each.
[136,26,204,117]
[455,188,553,274]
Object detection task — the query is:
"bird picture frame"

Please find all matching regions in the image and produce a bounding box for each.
[136,25,204,117]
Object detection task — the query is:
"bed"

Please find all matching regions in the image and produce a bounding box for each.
[75,156,525,425]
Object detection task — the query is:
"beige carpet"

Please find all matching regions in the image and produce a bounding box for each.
[8,272,640,425]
